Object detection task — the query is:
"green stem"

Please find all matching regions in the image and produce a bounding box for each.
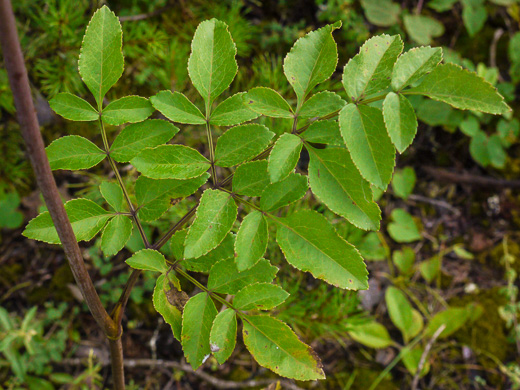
[359,93,388,105]
[205,120,218,186]
[98,118,150,248]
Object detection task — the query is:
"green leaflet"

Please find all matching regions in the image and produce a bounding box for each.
[244,87,294,118]
[403,15,444,46]
[208,258,278,294]
[153,274,182,341]
[135,174,208,222]
[393,246,415,275]
[274,209,368,290]
[360,0,400,27]
[49,92,98,121]
[235,211,269,271]
[215,124,274,167]
[392,167,416,200]
[184,189,237,259]
[301,120,344,146]
[268,133,302,183]
[23,199,112,244]
[100,215,132,256]
[150,91,206,124]
[260,173,308,212]
[407,63,510,115]
[424,306,472,339]
[210,92,259,126]
[171,230,235,272]
[342,34,403,101]
[126,249,169,273]
[388,209,421,243]
[78,6,123,109]
[298,91,346,119]
[242,315,325,380]
[385,286,414,343]
[462,0,487,37]
[383,92,418,153]
[101,96,154,126]
[131,144,209,180]
[391,47,443,91]
[209,309,237,364]
[233,283,289,310]
[284,22,341,103]
[188,19,237,107]
[339,104,396,190]
[232,160,270,197]
[307,146,381,231]
[99,181,125,212]
[348,321,393,349]
[110,119,179,163]
[46,135,106,170]
[181,293,218,369]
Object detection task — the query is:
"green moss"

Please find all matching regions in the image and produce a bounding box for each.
[449,287,512,386]
[348,368,399,390]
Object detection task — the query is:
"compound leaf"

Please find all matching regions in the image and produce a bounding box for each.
[284,22,341,103]
[260,173,308,212]
[235,211,268,271]
[99,181,124,212]
[244,87,294,118]
[46,136,106,171]
[23,199,112,244]
[299,91,346,119]
[339,104,396,190]
[131,145,209,180]
[301,120,344,146]
[268,133,303,183]
[234,283,289,310]
[407,63,510,114]
[184,189,237,259]
[188,19,237,106]
[391,46,443,91]
[135,174,209,222]
[100,215,132,256]
[101,96,154,126]
[110,119,178,163]
[182,293,218,369]
[150,91,206,124]
[242,314,325,380]
[126,248,169,273]
[209,309,237,364]
[79,5,123,109]
[210,92,259,126]
[215,124,274,167]
[153,274,182,340]
[208,258,278,294]
[342,34,403,101]
[171,230,235,272]
[307,146,381,231]
[49,92,98,121]
[383,92,418,153]
[232,160,270,197]
[274,209,368,290]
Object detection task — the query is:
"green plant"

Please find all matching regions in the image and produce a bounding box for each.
[10,3,511,387]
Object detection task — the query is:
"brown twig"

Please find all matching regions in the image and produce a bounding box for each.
[0,0,117,339]
[411,324,446,390]
[423,166,520,189]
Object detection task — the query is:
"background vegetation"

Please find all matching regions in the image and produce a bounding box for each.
[1,0,520,388]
